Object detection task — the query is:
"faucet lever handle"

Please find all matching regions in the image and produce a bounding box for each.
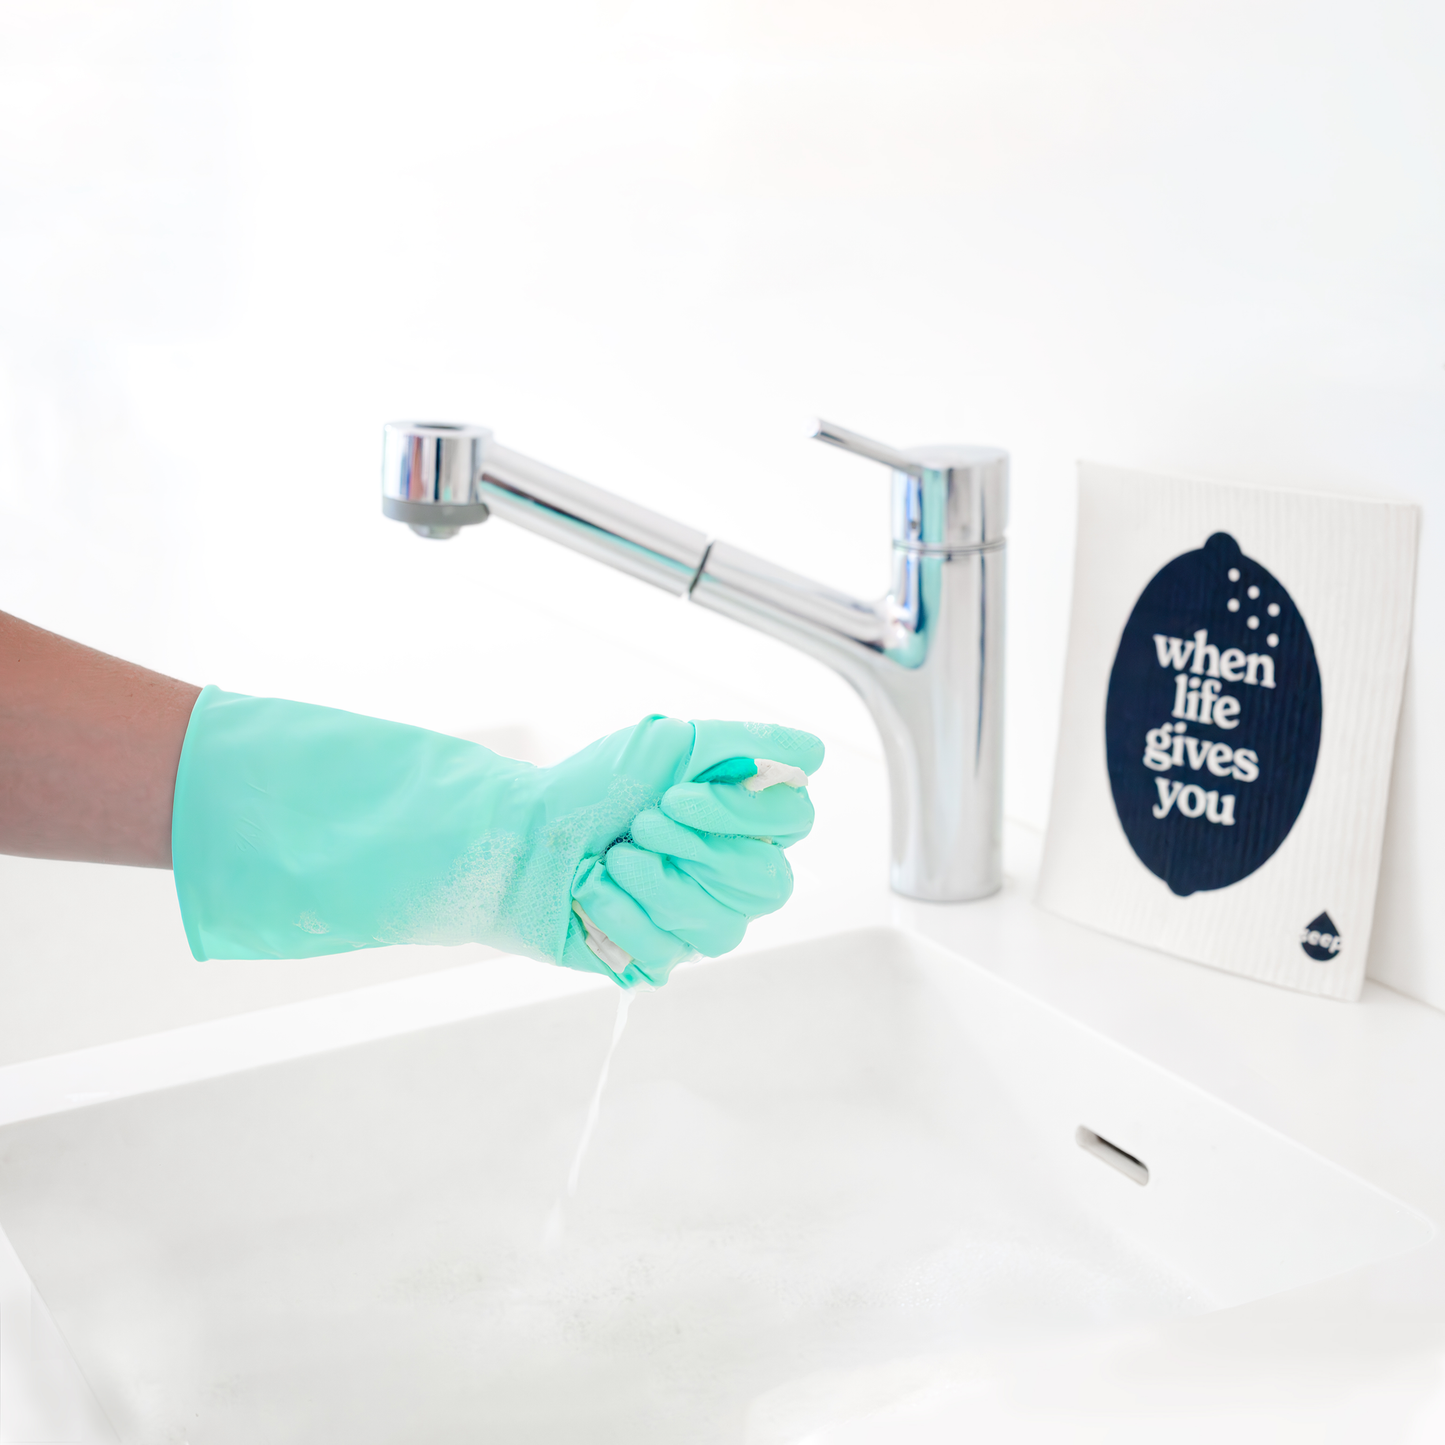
[811,419,924,478]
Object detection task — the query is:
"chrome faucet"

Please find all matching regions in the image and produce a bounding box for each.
[380,419,1007,901]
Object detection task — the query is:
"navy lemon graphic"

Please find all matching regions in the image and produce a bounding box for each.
[1105,532,1322,896]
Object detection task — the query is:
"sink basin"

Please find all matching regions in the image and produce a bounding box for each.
[0,927,1430,1443]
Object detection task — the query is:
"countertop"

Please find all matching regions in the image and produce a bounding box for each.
[1,744,1444,1442]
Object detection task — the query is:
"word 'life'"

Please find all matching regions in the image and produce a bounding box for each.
[1153,630,1275,731]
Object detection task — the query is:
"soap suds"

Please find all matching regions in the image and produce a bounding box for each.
[377,775,658,960]
[365,1081,1203,1444]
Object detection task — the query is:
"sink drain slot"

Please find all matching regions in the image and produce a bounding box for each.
[1076,1125,1149,1186]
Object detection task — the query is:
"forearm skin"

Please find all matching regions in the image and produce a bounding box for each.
[0,611,200,868]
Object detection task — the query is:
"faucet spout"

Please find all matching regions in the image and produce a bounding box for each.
[380,420,1007,902]
[480,442,711,597]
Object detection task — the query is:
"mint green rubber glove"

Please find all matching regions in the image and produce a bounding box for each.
[171,688,822,988]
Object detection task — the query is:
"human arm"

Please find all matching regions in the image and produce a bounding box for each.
[0,610,822,985]
[0,610,200,868]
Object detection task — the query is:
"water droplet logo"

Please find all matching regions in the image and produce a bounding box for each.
[1300,911,1342,961]
[1105,532,1322,896]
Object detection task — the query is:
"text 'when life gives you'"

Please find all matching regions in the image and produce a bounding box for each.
[1104,532,1320,897]
[1143,629,1273,827]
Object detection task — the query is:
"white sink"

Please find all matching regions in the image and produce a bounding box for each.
[0,927,1430,1443]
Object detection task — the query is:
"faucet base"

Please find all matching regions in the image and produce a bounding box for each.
[890,872,1004,904]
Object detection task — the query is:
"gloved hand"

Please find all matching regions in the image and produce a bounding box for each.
[171,688,822,987]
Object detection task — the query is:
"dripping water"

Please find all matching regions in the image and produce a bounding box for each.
[542,989,633,1249]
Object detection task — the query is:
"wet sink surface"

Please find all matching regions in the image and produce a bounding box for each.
[0,928,1430,1444]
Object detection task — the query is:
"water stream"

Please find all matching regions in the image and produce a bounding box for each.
[541,989,634,1249]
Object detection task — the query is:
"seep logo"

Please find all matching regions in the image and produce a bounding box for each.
[1105,532,1322,897]
[1300,911,1342,961]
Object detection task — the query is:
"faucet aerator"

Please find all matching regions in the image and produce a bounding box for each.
[380,422,493,538]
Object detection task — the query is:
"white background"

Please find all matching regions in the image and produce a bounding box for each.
[0,0,1441,1002]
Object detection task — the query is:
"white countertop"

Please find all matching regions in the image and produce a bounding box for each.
[2,744,1443,1441]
